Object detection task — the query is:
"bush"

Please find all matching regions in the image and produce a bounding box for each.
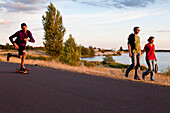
[140,65,148,71]
[103,56,115,64]
[84,61,96,67]
[162,67,170,76]
[108,63,129,68]
[81,60,102,67]
[60,34,81,66]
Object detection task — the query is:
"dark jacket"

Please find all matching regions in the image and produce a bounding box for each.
[9,30,35,47]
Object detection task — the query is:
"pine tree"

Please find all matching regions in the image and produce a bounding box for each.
[89,46,95,56]
[60,34,81,65]
[42,2,66,60]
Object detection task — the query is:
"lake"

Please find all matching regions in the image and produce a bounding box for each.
[81,52,170,72]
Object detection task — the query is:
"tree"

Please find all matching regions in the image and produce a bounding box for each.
[5,43,10,51]
[42,2,66,60]
[81,46,90,56]
[89,46,95,56]
[119,46,123,51]
[60,34,81,65]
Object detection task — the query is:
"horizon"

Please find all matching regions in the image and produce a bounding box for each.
[1,43,170,51]
[0,0,170,50]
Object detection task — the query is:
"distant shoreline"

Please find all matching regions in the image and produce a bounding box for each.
[123,50,170,52]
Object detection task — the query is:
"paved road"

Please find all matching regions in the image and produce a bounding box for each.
[0,62,170,113]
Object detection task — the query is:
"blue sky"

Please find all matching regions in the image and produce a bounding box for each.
[0,0,170,49]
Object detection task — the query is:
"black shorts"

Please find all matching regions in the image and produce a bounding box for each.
[18,46,26,55]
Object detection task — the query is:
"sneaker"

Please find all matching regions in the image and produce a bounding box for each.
[150,79,154,81]
[7,53,11,61]
[20,66,27,71]
[142,73,145,80]
[134,76,141,80]
[125,71,128,77]
[125,73,128,77]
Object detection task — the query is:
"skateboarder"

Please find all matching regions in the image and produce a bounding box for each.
[125,27,141,80]
[7,23,35,71]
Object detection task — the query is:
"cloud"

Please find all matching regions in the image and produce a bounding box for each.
[64,8,161,26]
[11,0,48,5]
[1,3,40,13]
[72,0,162,8]
[0,19,11,25]
[31,27,43,31]
[0,0,48,13]
[157,30,170,33]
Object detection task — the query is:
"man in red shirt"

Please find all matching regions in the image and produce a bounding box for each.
[141,36,157,81]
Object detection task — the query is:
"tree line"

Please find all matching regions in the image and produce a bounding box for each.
[0,43,36,50]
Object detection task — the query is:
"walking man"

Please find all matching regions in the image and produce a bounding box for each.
[125,27,141,80]
[7,23,35,70]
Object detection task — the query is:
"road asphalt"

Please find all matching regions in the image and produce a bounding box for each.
[0,61,170,113]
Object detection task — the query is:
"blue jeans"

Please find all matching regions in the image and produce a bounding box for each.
[142,60,155,80]
[126,52,141,78]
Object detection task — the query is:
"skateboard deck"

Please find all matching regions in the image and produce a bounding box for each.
[16,68,30,74]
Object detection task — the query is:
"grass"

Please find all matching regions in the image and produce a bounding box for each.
[162,67,170,76]
[26,55,52,61]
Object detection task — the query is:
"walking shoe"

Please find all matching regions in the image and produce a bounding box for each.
[125,73,128,77]
[125,71,128,77]
[7,53,11,61]
[134,76,141,80]
[142,73,145,80]
[150,79,154,81]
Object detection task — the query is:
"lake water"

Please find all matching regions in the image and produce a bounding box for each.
[81,52,170,72]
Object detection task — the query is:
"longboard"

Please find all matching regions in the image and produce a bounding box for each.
[16,68,30,74]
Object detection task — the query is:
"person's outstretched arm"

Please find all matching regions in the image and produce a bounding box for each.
[141,45,146,56]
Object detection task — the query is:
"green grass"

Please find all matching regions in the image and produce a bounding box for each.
[26,55,52,61]
[108,63,147,71]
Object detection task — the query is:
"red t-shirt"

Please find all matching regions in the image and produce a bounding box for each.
[144,43,155,60]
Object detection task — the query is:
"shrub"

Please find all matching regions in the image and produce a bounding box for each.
[84,61,96,67]
[162,67,170,76]
[81,60,102,67]
[103,56,115,64]
[140,65,148,71]
[60,34,81,66]
[108,63,129,68]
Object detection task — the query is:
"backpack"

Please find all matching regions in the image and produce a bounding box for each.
[128,33,135,50]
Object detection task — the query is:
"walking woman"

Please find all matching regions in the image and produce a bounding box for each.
[141,36,157,81]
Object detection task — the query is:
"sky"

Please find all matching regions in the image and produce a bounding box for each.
[0,0,170,50]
